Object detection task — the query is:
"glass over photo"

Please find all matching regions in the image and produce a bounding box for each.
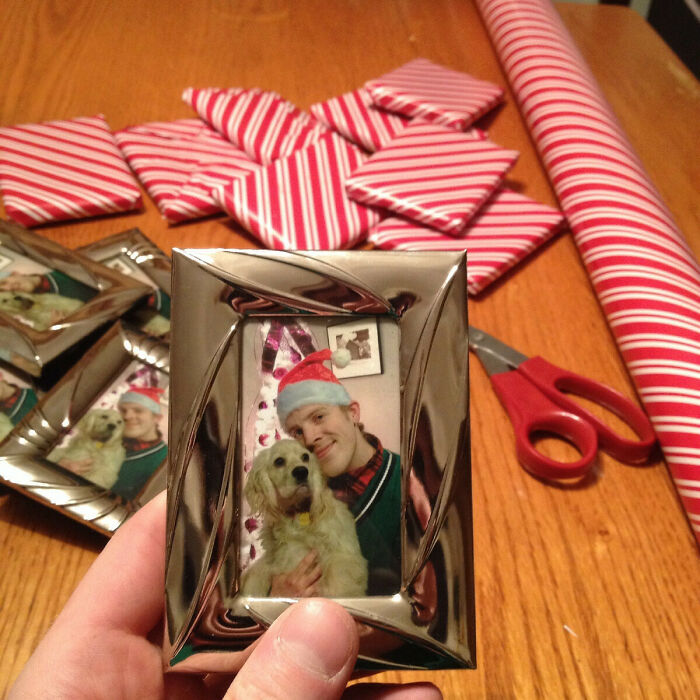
[48,359,169,500]
[0,245,97,331]
[239,316,401,598]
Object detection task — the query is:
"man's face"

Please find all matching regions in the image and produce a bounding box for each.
[284,402,361,478]
[118,402,159,440]
[0,273,40,293]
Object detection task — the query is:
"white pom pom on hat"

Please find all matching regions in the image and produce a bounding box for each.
[331,347,351,368]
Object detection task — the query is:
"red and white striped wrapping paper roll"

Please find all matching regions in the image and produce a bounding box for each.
[183,87,330,166]
[365,57,505,130]
[114,119,258,223]
[0,115,142,226]
[309,88,412,152]
[367,188,564,295]
[346,122,518,235]
[476,0,700,542]
[212,132,382,250]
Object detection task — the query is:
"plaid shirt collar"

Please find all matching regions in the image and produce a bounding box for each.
[328,433,383,507]
[123,436,162,452]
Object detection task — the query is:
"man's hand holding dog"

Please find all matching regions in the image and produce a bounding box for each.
[269,550,323,597]
[57,456,94,475]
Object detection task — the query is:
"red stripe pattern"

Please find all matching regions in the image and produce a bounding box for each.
[367,188,564,294]
[0,115,142,226]
[476,0,700,543]
[365,58,504,130]
[212,132,382,250]
[183,87,330,165]
[309,88,411,152]
[114,119,258,223]
[345,122,518,234]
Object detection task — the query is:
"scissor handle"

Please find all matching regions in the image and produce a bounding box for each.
[490,369,598,480]
[518,356,656,464]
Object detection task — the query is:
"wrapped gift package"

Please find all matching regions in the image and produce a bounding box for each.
[345,122,519,234]
[213,132,382,250]
[0,115,142,226]
[183,87,329,165]
[114,119,258,223]
[368,188,564,294]
[365,57,504,130]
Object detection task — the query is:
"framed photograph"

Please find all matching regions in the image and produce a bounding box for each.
[0,362,40,444]
[327,317,382,378]
[78,228,172,339]
[0,220,151,377]
[165,249,473,672]
[0,322,169,535]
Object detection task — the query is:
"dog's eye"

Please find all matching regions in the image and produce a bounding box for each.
[301,452,309,462]
[273,456,285,467]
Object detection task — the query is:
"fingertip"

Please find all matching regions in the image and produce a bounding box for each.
[226,598,359,699]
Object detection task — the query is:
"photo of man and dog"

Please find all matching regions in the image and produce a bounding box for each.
[0,368,38,442]
[48,360,168,500]
[0,245,97,332]
[102,255,171,338]
[239,317,401,598]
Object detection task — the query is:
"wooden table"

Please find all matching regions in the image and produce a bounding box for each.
[1,1,698,696]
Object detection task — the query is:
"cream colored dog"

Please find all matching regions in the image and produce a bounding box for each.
[0,290,84,331]
[49,408,126,489]
[241,439,368,598]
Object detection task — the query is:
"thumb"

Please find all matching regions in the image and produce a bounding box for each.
[225,598,358,700]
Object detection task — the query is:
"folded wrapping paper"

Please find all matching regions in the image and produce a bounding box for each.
[114,119,258,223]
[367,188,564,295]
[365,57,504,130]
[309,88,412,152]
[476,0,700,542]
[213,132,382,250]
[345,122,518,234]
[0,115,142,226]
[183,87,330,166]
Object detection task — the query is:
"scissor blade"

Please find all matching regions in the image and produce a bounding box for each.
[468,326,529,376]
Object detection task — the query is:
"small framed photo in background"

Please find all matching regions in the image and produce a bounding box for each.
[327,317,382,378]
[0,322,169,535]
[78,228,172,340]
[0,221,150,378]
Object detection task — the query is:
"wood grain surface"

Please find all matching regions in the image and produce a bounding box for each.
[1,1,698,697]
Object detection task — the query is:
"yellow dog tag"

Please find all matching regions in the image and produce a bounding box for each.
[297,512,311,527]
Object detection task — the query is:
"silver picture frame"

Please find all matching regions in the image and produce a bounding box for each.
[78,227,172,340]
[0,322,169,536]
[0,220,150,377]
[165,249,474,672]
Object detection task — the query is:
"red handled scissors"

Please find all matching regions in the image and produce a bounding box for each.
[469,326,656,480]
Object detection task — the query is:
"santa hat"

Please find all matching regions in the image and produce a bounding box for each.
[277,348,352,425]
[118,385,164,414]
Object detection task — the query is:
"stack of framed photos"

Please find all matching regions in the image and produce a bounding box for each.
[0,222,172,535]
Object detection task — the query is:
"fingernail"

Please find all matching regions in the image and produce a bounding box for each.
[275,599,357,679]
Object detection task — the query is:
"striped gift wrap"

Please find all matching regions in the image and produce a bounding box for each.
[476,0,700,543]
[0,115,142,226]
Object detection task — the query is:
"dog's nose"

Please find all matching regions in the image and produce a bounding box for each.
[292,466,308,483]
[107,423,116,430]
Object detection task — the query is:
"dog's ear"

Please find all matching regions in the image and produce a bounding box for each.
[245,451,279,518]
[77,410,96,436]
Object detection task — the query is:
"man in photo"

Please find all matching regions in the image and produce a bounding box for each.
[110,386,167,501]
[273,348,401,596]
[0,375,37,441]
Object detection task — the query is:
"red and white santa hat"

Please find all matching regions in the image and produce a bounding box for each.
[118,385,164,414]
[276,348,351,424]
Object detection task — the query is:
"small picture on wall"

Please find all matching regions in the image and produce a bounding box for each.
[327,318,382,379]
